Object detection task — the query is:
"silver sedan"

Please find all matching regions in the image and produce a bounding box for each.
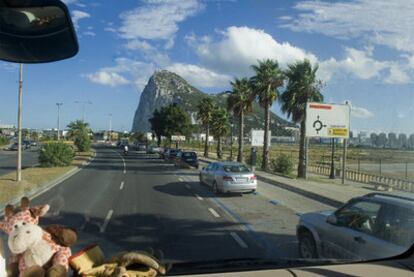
[199,162,257,194]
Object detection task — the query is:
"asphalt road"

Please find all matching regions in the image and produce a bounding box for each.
[0,149,39,176]
[2,145,336,273]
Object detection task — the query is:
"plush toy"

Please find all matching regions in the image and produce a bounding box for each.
[0,197,76,277]
[70,246,167,277]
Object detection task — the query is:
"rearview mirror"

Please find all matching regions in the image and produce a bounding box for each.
[0,0,78,63]
[327,214,338,225]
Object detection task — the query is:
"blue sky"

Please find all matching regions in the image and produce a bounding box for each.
[0,0,413,135]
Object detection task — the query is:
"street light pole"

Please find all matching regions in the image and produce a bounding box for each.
[16,64,23,182]
[56,103,63,141]
[109,113,112,141]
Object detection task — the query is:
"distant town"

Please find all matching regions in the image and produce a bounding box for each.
[1,123,413,150]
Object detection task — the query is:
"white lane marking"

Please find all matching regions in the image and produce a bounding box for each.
[230,232,248,248]
[100,209,114,233]
[120,181,124,190]
[112,150,127,174]
[178,177,184,182]
[185,184,191,190]
[208,208,220,218]
[195,194,203,201]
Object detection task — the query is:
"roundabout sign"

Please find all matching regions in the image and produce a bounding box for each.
[305,103,350,138]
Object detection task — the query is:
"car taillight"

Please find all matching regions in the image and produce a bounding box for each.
[250,175,257,181]
[223,176,233,181]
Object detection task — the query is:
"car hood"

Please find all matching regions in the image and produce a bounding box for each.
[300,210,334,222]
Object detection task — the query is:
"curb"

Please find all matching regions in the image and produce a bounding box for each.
[0,151,96,217]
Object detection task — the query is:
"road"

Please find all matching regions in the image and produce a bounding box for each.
[2,145,340,270]
[0,149,39,176]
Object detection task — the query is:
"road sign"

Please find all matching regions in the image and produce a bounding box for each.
[171,135,186,141]
[305,103,350,138]
[251,130,271,146]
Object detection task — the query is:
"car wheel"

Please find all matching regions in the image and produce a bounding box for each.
[212,182,219,195]
[298,232,318,259]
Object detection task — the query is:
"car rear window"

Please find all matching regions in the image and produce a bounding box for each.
[223,165,250,173]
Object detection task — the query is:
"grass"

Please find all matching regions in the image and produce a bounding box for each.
[0,150,95,206]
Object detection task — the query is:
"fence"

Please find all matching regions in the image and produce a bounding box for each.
[308,165,414,192]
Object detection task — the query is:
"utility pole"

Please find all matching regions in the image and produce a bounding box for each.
[16,64,23,182]
[56,103,63,141]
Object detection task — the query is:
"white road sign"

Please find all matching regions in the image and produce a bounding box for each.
[171,135,186,141]
[305,103,350,138]
[251,130,271,146]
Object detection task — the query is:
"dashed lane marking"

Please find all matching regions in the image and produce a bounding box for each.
[230,232,248,248]
[100,209,114,233]
[120,181,124,190]
[208,208,220,218]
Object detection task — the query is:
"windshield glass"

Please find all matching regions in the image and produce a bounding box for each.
[0,0,413,275]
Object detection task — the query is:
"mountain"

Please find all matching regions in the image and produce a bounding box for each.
[131,70,295,134]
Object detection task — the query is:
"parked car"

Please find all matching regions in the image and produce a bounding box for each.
[160,148,170,159]
[297,192,414,261]
[22,140,31,149]
[166,148,180,162]
[175,151,199,169]
[199,162,257,194]
[9,143,18,151]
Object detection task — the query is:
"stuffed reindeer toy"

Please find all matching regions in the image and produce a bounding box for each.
[0,197,76,277]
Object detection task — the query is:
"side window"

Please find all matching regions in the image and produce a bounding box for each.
[211,163,218,171]
[374,204,414,246]
[335,200,382,235]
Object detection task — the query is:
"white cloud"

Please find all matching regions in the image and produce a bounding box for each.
[318,47,388,81]
[125,39,170,66]
[384,65,411,84]
[71,10,90,28]
[166,63,231,87]
[104,27,117,33]
[284,0,414,53]
[86,71,129,87]
[188,26,318,76]
[118,0,203,41]
[83,31,96,37]
[84,58,156,91]
[345,101,374,118]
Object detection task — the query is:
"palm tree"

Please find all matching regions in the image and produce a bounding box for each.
[211,107,230,159]
[280,59,324,178]
[67,120,90,139]
[227,77,254,162]
[197,97,216,158]
[251,59,285,170]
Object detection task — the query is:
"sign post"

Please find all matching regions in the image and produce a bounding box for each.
[306,103,350,183]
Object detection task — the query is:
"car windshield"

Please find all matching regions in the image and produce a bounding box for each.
[0,0,413,275]
[223,165,250,173]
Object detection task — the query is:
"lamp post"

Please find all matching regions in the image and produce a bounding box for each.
[109,113,112,142]
[74,100,92,122]
[16,64,23,182]
[56,103,63,141]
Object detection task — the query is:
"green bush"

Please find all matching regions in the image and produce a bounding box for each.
[74,131,91,152]
[0,136,9,146]
[39,142,74,167]
[271,154,293,175]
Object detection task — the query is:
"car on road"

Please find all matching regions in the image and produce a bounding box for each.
[160,148,170,159]
[199,162,257,194]
[136,143,147,152]
[8,143,19,151]
[297,192,414,261]
[165,148,180,162]
[175,151,199,169]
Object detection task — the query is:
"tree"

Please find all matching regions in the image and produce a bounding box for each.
[211,107,230,159]
[67,120,91,152]
[197,97,216,158]
[251,59,285,170]
[149,104,192,147]
[280,59,324,178]
[227,78,254,162]
[149,109,164,147]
